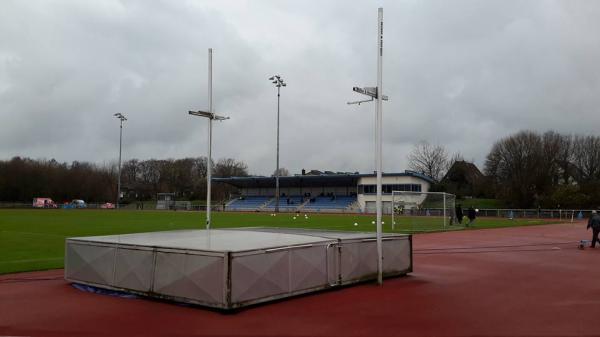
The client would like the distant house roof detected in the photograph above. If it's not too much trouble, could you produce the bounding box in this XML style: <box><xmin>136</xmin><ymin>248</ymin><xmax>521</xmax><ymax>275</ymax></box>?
<box><xmin>442</xmin><ymin>161</ymin><xmax>484</xmax><ymax>184</ymax></box>
<box><xmin>213</xmin><ymin>170</ymin><xmax>435</xmax><ymax>188</ymax></box>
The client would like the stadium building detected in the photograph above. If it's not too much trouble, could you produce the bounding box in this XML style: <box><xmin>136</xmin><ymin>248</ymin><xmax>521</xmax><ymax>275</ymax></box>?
<box><xmin>214</xmin><ymin>170</ymin><xmax>434</xmax><ymax>213</ymax></box>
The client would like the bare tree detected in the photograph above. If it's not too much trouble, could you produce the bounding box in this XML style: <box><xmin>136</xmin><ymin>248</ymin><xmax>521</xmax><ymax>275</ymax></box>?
<box><xmin>483</xmin><ymin>130</ymin><xmax>577</xmax><ymax>207</ymax></box>
<box><xmin>121</xmin><ymin>159</ymin><xmax>139</xmax><ymax>186</ymax></box>
<box><xmin>551</xmin><ymin>132</ymin><xmax>574</xmax><ymax>185</ymax></box>
<box><xmin>139</xmin><ymin>159</ymin><xmax>162</xmax><ymax>194</ymax></box>
<box><xmin>171</xmin><ymin>158</ymin><xmax>196</xmax><ymax>197</ymax></box>
<box><xmin>209</xmin><ymin>158</ymin><xmax>248</xmax><ymax>202</ymax></box>
<box><xmin>572</xmin><ymin>135</ymin><xmax>600</xmax><ymax>182</ymax></box>
<box><xmin>484</xmin><ymin>130</ymin><xmax>545</xmax><ymax>207</ymax></box>
<box><xmin>407</xmin><ymin>141</ymin><xmax>448</xmax><ymax>182</ymax></box>
<box><xmin>214</xmin><ymin>158</ymin><xmax>249</xmax><ymax>178</ymax></box>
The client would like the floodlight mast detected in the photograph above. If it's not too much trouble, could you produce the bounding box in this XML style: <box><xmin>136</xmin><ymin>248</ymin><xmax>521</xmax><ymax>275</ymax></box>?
<box><xmin>347</xmin><ymin>8</ymin><xmax>386</xmax><ymax>285</ymax></box>
<box><xmin>268</xmin><ymin>75</ymin><xmax>286</xmax><ymax>213</ymax></box>
<box><xmin>113</xmin><ymin>113</ymin><xmax>127</xmax><ymax>209</ymax></box>
<box><xmin>188</xmin><ymin>48</ymin><xmax>229</xmax><ymax>230</ymax></box>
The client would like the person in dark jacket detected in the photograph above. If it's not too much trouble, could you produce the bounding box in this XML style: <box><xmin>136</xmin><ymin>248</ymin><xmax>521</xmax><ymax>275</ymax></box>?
<box><xmin>587</xmin><ymin>210</ymin><xmax>600</xmax><ymax>248</ymax></box>
<box><xmin>467</xmin><ymin>207</ymin><xmax>476</xmax><ymax>227</ymax></box>
<box><xmin>455</xmin><ymin>205</ymin><xmax>464</xmax><ymax>225</ymax></box>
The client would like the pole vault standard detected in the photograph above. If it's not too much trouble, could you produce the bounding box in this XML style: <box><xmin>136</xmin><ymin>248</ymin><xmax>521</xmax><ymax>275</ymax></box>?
<box><xmin>347</xmin><ymin>7</ymin><xmax>387</xmax><ymax>285</ymax></box>
<box><xmin>189</xmin><ymin>48</ymin><xmax>229</xmax><ymax>230</ymax></box>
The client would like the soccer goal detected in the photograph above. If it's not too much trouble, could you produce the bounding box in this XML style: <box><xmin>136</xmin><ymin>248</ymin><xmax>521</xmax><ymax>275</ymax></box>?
<box><xmin>391</xmin><ymin>191</ymin><xmax>457</xmax><ymax>231</ymax></box>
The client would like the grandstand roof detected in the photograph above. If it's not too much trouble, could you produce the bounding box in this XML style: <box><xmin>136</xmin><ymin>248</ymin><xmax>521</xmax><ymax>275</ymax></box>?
<box><xmin>213</xmin><ymin>171</ymin><xmax>434</xmax><ymax>188</ymax></box>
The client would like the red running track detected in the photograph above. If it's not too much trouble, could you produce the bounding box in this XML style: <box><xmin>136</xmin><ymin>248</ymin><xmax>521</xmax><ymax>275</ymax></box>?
<box><xmin>2</xmin><ymin>222</ymin><xmax>600</xmax><ymax>337</ymax></box>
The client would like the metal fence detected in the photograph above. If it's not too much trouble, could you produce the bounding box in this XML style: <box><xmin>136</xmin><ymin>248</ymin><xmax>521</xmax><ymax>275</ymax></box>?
<box><xmin>0</xmin><ymin>202</ymin><xmax>220</xmax><ymax>211</ymax></box>
<box><xmin>390</xmin><ymin>207</ymin><xmax>592</xmax><ymax>220</ymax></box>
<box><xmin>0</xmin><ymin>203</ymin><xmax>32</xmax><ymax>209</ymax></box>
<box><xmin>475</xmin><ymin>208</ymin><xmax>592</xmax><ymax>220</ymax></box>
<box><xmin>0</xmin><ymin>203</ymin><xmax>117</xmax><ymax>209</ymax></box>
<box><xmin>0</xmin><ymin>202</ymin><xmax>594</xmax><ymax>220</ymax></box>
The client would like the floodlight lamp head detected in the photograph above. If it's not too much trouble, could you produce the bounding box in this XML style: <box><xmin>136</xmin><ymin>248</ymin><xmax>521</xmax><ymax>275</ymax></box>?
<box><xmin>282</xmin><ymin>83</ymin><xmax>286</xmax><ymax>87</ymax></box>
<box><xmin>268</xmin><ymin>76</ymin><xmax>274</xmax><ymax>81</ymax></box>
<box><xmin>189</xmin><ymin>110</ymin><xmax>213</xmax><ymax>119</ymax></box>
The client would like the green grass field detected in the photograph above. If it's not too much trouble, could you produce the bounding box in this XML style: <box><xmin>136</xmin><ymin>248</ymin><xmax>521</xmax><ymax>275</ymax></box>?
<box><xmin>0</xmin><ymin>209</ymin><xmax>555</xmax><ymax>274</ymax></box>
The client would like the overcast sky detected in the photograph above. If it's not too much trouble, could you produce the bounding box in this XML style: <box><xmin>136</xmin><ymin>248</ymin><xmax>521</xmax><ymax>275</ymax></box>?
<box><xmin>1</xmin><ymin>0</ymin><xmax>599</xmax><ymax>176</ymax></box>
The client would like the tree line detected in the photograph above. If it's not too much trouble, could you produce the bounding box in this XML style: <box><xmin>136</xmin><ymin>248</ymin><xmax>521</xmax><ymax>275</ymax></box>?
<box><xmin>4</xmin><ymin>130</ymin><xmax>599</xmax><ymax>208</ymax></box>
<box><xmin>0</xmin><ymin>156</ymin><xmax>248</xmax><ymax>203</ymax></box>
<box><xmin>120</xmin><ymin>157</ymin><xmax>248</xmax><ymax>202</ymax></box>
<box><xmin>407</xmin><ymin>130</ymin><xmax>600</xmax><ymax>208</ymax></box>
<box><xmin>0</xmin><ymin>157</ymin><xmax>115</xmax><ymax>203</ymax></box>
<box><xmin>485</xmin><ymin>130</ymin><xmax>600</xmax><ymax>208</ymax></box>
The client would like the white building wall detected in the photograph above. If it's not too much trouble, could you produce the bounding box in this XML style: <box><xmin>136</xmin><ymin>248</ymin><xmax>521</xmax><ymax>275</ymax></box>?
<box><xmin>358</xmin><ymin>176</ymin><xmax>430</xmax><ymax>187</ymax></box>
<box><xmin>357</xmin><ymin>176</ymin><xmax>431</xmax><ymax>213</ymax></box>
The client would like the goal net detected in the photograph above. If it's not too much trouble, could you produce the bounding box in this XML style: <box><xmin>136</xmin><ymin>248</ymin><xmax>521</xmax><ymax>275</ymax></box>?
<box><xmin>390</xmin><ymin>191</ymin><xmax>458</xmax><ymax>232</ymax></box>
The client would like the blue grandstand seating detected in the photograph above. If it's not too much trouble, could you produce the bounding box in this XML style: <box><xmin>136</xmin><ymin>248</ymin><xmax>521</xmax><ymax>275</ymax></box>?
<box><xmin>303</xmin><ymin>196</ymin><xmax>356</xmax><ymax>211</ymax></box>
<box><xmin>226</xmin><ymin>196</ymin><xmax>271</xmax><ymax>210</ymax></box>
<box><xmin>263</xmin><ymin>196</ymin><xmax>304</xmax><ymax>210</ymax></box>
<box><xmin>226</xmin><ymin>195</ymin><xmax>357</xmax><ymax>212</ymax></box>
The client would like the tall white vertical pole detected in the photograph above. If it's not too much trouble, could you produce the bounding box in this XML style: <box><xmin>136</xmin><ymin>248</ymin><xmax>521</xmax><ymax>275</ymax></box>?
<box><xmin>206</xmin><ymin>48</ymin><xmax>213</xmax><ymax>230</ymax></box>
<box><xmin>375</xmin><ymin>7</ymin><xmax>384</xmax><ymax>285</ymax></box>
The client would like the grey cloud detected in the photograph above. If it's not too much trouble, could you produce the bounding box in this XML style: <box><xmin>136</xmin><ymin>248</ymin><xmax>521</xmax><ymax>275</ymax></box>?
<box><xmin>1</xmin><ymin>0</ymin><xmax>599</xmax><ymax>176</ymax></box>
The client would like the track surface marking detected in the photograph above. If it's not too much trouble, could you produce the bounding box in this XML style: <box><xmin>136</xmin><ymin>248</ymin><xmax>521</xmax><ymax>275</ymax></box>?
<box><xmin>1</xmin><ymin>222</ymin><xmax>599</xmax><ymax>337</ymax></box>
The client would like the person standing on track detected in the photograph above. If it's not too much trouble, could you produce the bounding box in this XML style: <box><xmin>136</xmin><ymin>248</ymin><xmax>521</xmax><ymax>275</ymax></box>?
<box><xmin>467</xmin><ymin>206</ymin><xmax>476</xmax><ymax>227</ymax></box>
<box><xmin>455</xmin><ymin>204</ymin><xmax>464</xmax><ymax>225</ymax></box>
<box><xmin>587</xmin><ymin>210</ymin><xmax>600</xmax><ymax>248</ymax></box>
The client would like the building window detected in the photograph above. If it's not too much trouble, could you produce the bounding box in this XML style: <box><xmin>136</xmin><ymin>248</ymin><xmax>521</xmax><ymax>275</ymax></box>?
<box><xmin>358</xmin><ymin>184</ymin><xmax>422</xmax><ymax>194</ymax></box>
